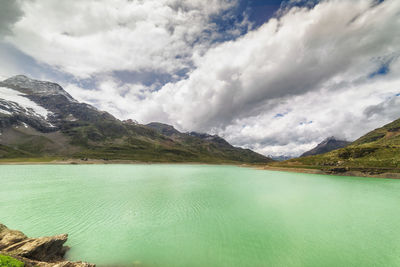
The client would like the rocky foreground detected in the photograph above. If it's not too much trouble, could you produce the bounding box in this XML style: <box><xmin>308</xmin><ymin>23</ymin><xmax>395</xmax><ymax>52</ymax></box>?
<box><xmin>0</xmin><ymin>223</ymin><xmax>94</xmax><ymax>267</ymax></box>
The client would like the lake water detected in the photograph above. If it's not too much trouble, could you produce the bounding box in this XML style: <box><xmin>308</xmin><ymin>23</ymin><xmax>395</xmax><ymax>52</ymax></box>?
<box><xmin>1</xmin><ymin>165</ymin><xmax>400</xmax><ymax>266</ymax></box>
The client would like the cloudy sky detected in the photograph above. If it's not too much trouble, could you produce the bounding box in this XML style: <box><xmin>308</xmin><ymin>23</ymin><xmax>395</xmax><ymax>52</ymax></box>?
<box><xmin>1</xmin><ymin>0</ymin><xmax>399</xmax><ymax>157</ymax></box>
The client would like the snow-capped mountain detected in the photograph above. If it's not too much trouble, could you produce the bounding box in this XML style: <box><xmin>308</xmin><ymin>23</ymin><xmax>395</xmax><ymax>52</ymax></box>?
<box><xmin>0</xmin><ymin>75</ymin><xmax>114</xmax><ymax>132</ymax></box>
<box><xmin>0</xmin><ymin>76</ymin><xmax>59</xmax><ymax>130</ymax></box>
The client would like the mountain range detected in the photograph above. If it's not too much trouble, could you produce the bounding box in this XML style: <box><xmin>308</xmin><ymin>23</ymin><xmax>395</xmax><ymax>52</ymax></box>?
<box><xmin>0</xmin><ymin>75</ymin><xmax>271</xmax><ymax>164</ymax></box>
<box><xmin>2</xmin><ymin>74</ymin><xmax>399</xmax><ymax>175</ymax></box>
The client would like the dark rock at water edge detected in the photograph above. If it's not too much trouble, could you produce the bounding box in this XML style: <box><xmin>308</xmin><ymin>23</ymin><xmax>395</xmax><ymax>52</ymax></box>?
<box><xmin>0</xmin><ymin>223</ymin><xmax>94</xmax><ymax>266</ymax></box>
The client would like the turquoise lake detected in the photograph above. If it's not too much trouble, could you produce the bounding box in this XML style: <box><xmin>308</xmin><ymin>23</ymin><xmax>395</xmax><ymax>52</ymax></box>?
<box><xmin>1</xmin><ymin>164</ymin><xmax>400</xmax><ymax>266</ymax></box>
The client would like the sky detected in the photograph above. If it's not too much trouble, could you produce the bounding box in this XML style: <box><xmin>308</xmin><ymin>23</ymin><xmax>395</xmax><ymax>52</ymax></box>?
<box><xmin>0</xmin><ymin>0</ymin><xmax>399</xmax><ymax>157</ymax></box>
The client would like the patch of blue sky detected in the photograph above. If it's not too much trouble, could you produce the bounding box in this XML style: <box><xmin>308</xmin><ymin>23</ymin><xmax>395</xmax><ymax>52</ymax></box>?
<box><xmin>299</xmin><ymin>120</ymin><xmax>313</xmax><ymax>125</ymax></box>
<box><xmin>369</xmin><ymin>62</ymin><xmax>390</xmax><ymax>78</ymax></box>
<box><xmin>368</xmin><ymin>54</ymin><xmax>399</xmax><ymax>79</ymax></box>
<box><xmin>274</xmin><ymin>109</ymin><xmax>290</xmax><ymax>118</ymax></box>
<box><xmin>239</xmin><ymin>0</ymin><xmax>283</xmax><ymax>28</ymax></box>
<box><xmin>0</xmin><ymin>42</ymin><xmax>75</xmax><ymax>83</ymax></box>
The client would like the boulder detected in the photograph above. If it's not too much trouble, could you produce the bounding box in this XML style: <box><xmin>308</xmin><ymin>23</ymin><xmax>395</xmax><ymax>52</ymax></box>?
<box><xmin>0</xmin><ymin>223</ymin><xmax>94</xmax><ymax>267</ymax></box>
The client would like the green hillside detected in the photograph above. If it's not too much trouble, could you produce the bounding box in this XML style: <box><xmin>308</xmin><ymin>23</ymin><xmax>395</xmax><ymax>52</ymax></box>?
<box><xmin>273</xmin><ymin>118</ymin><xmax>400</xmax><ymax>174</ymax></box>
<box><xmin>0</xmin><ymin>119</ymin><xmax>270</xmax><ymax>164</ymax></box>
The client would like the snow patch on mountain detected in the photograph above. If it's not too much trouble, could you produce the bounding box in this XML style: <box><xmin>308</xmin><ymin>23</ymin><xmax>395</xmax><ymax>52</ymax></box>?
<box><xmin>0</xmin><ymin>108</ymin><xmax>12</xmax><ymax>115</ymax></box>
<box><xmin>0</xmin><ymin>86</ymin><xmax>52</xmax><ymax>118</ymax></box>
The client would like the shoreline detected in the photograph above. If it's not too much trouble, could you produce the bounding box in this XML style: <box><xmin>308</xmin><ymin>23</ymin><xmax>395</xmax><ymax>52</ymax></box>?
<box><xmin>257</xmin><ymin>165</ymin><xmax>400</xmax><ymax>179</ymax></box>
<box><xmin>0</xmin><ymin>159</ymin><xmax>246</xmax><ymax>166</ymax></box>
<box><xmin>0</xmin><ymin>159</ymin><xmax>399</xmax><ymax>179</ymax></box>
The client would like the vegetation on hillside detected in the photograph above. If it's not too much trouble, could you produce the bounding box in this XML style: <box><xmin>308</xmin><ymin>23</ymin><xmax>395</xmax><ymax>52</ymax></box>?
<box><xmin>0</xmin><ymin>255</ymin><xmax>24</xmax><ymax>267</ymax></box>
<box><xmin>273</xmin><ymin>118</ymin><xmax>400</xmax><ymax>173</ymax></box>
<box><xmin>0</xmin><ymin>120</ymin><xmax>270</xmax><ymax>164</ymax></box>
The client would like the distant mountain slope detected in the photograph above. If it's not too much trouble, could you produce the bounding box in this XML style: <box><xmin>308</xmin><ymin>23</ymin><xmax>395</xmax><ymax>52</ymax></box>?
<box><xmin>276</xmin><ymin>118</ymin><xmax>400</xmax><ymax>174</ymax></box>
<box><xmin>146</xmin><ymin>122</ymin><xmax>269</xmax><ymax>163</ymax></box>
<box><xmin>146</xmin><ymin>122</ymin><xmax>181</xmax><ymax>137</ymax></box>
<box><xmin>301</xmin><ymin>137</ymin><xmax>350</xmax><ymax>157</ymax></box>
<box><xmin>270</xmin><ymin>155</ymin><xmax>293</xmax><ymax>161</ymax></box>
<box><xmin>0</xmin><ymin>75</ymin><xmax>271</xmax><ymax>163</ymax></box>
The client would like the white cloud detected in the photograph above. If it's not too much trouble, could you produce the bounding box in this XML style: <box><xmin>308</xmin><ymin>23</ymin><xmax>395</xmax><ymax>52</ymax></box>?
<box><xmin>104</xmin><ymin>0</ymin><xmax>399</xmax><ymax>156</ymax></box>
<box><xmin>220</xmin><ymin>73</ymin><xmax>400</xmax><ymax>156</ymax></box>
<box><xmin>139</xmin><ymin>0</ymin><xmax>399</xmax><ymax>129</ymax></box>
<box><xmin>8</xmin><ymin>0</ymin><xmax>240</xmax><ymax>78</ymax></box>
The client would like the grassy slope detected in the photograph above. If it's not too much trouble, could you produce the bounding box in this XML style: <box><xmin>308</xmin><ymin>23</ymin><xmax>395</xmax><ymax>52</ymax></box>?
<box><xmin>0</xmin><ymin>255</ymin><xmax>24</xmax><ymax>267</ymax></box>
<box><xmin>0</xmin><ymin>121</ymin><xmax>270</xmax><ymax>164</ymax></box>
<box><xmin>273</xmin><ymin>118</ymin><xmax>400</xmax><ymax>173</ymax></box>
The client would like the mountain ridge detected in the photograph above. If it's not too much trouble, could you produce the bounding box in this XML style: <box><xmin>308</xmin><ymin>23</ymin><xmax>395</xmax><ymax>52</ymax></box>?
<box><xmin>301</xmin><ymin>136</ymin><xmax>350</xmax><ymax>157</ymax></box>
<box><xmin>0</xmin><ymin>75</ymin><xmax>272</xmax><ymax>164</ymax></box>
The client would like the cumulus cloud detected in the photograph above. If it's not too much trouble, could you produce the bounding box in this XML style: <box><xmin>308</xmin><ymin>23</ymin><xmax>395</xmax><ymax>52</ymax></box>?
<box><xmin>7</xmin><ymin>0</ymin><xmax>242</xmax><ymax>78</ymax></box>
<box><xmin>79</xmin><ymin>0</ymin><xmax>398</xmax><ymax>156</ymax></box>
<box><xmin>220</xmin><ymin>73</ymin><xmax>400</xmax><ymax>156</ymax></box>
<box><xmin>65</xmin><ymin>0</ymin><xmax>400</xmax><ymax>156</ymax></box>
<box><xmin>136</xmin><ymin>0</ymin><xmax>399</xmax><ymax>128</ymax></box>
<box><xmin>2</xmin><ymin>0</ymin><xmax>400</xmax><ymax>156</ymax></box>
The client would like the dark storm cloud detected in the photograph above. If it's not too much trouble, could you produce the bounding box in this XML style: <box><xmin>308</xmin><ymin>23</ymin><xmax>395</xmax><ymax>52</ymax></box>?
<box><xmin>0</xmin><ymin>0</ymin><xmax>23</xmax><ymax>36</ymax></box>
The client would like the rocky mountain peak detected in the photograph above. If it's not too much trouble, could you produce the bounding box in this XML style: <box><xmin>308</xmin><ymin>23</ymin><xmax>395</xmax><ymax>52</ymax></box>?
<box><xmin>301</xmin><ymin>136</ymin><xmax>350</xmax><ymax>157</ymax></box>
<box><xmin>188</xmin><ymin>131</ymin><xmax>232</xmax><ymax>146</ymax></box>
<box><xmin>1</xmin><ymin>75</ymin><xmax>75</xmax><ymax>101</ymax></box>
<box><xmin>321</xmin><ymin>136</ymin><xmax>338</xmax><ymax>144</ymax></box>
<box><xmin>146</xmin><ymin>122</ymin><xmax>181</xmax><ymax>136</ymax></box>
<box><xmin>3</xmin><ymin>74</ymin><xmax>29</xmax><ymax>81</ymax></box>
